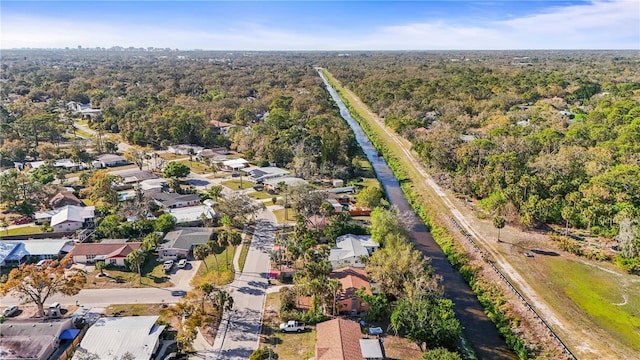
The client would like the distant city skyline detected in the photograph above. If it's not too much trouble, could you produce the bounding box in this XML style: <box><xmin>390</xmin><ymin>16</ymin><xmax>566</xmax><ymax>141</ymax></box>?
<box><xmin>1</xmin><ymin>1</ymin><xmax>638</xmax><ymax>50</ymax></box>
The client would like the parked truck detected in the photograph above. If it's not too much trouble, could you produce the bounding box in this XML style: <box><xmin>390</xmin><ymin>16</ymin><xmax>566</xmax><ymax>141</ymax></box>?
<box><xmin>279</xmin><ymin>320</ymin><xmax>305</xmax><ymax>333</ymax></box>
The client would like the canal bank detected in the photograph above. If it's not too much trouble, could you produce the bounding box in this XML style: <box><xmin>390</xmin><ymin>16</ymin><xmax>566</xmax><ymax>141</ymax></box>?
<box><xmin>318</xmin><ymin>69</ymin><xmax>516</xmax><ymax>360</ymax></box>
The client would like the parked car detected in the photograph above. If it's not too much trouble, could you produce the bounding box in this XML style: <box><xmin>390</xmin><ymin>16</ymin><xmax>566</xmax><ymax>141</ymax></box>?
<box><xmin>279</xmin><ymin>320</ymin><xmax>305</xmax><ymax>333</ymax></box>
<box><xmin>177</xmin><ymin>259</ymin><xmax>188</xmax><ymax>268</ymax></box>
<box><xmin>162</xmin><ymin>260</ymin><xmax>174</xmax><ymax>273</ymax></box>
<box><xmin>12</xmin><ymin>217</ymin><xmax>31</xmax><ymax>225</ymax></box>
<box><xmin>3</xmin><ymin>305</ymin><xmax>19</xmax><ymax>317</ymax></box>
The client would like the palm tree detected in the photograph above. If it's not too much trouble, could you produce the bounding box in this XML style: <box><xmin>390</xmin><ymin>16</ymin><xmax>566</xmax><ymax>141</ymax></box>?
<box><xmin>200</xmin><ymin>283</ymin><xmax>215</xmax><ymax>312</ymax></box>
<box><xmin>95</xmin><ymin>260</ymin><xmax>106</xmax><ymax>277</ymax></box>
<box><xmin>217</xmin><ymin>231</ymin><xmax>232</xmax><ymax>267</ymax></box>
<box><xmin>326</xmin><ymin>279</ymin><xmax>342</xmax><ymax>315</ymax></box>
<box><xmin>212</xmin><ymin>289</ymin><xmax>234</xmax><ymax>313</ymax></box>
<box><xmin>493</xmin><ymin>216</ymin><xmax>506</xmax><ymax>242</ymax></box>
<box><xmin>126</xmin><ymin>249</ymin><xmax>146</xmax><ymax>284</ymax></box>
<box><xmin>193</xmin><ymin>244</ymin><xmax>210</xmax><ymax>271</ymax></box>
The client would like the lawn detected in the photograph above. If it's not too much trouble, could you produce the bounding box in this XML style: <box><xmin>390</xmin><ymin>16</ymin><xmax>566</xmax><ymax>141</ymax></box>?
<box><xmin>543</xmin><ymin>256</ymin><xmax>640</xmax><ymax>350</ymax></box>
<box><xmin>159</xmin><ymin>152</ymin><xmax>188</xmax><ymax>161</ymax></box>
<box><xmin>191</xmin><ymin>246</ymin><xmax>236</xmax><ymax>287</ymax></box>
<box><xmin>84</xmin><ymin>257</ymin><xmax>174</xmax><ymax>289</ymax></box>
<box><xmin>248</xmin><ymin>191</ymin><xmax>275</xmax><ymax>200</ymax></box>
<box><xmin>177</xmin><ymin>159</ymin><xmax>210</xmax><ymax>174</ymax></box>
<box><xmin>221</xmin><ymin>179</ymin><xmax>254</xmax><ymax>190</ymax></box>
<box><xmin>105</xmin><ymin>303</ymin><xmax>179</xmax><ymax>330</ymax></box>
<box><xmin>272</xmin><ymin>208</ymin><xmax>297</xmax><ymax>225</ymax></box>
<box><xmin>260</xmin><ymin>293</ymin><xmax>316</xmax><ymax>360</ymax></box>
<box><xmin>1</xmin><ymin>226</ymin><xmax>43</xmax><ymax>237</ymax></box>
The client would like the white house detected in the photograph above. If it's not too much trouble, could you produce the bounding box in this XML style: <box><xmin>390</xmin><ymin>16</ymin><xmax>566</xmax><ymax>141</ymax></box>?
<box><xmin>73</xmin><ymin>316</ymin><xmax>164</xmax><ymax>360</ymax></box>
<box><xmin>245</xmin><ymin>166</ymin><xmax>290</xmax><ymax>182</ymax></box>
<box><xmin>165</xmin><ymin>204</ymin><xmax>216</xmax><ymax>224</ymax></box>
<box><xmin>167</xmin><ymin>144</ymin><xmax>204</xmax><ymax>155</ymax></box>
<box><xmin>70</xmin><ymin>242</ymin><xmax>143</xmax><ymax>266</ymax></box>
<box><xmin>50</xmin><ymin>205</ymin><xmax>95</xmax><ymax>232</ymax></box>
<box><xmin>263</xmin><ymin>177</ymin><xmax>308</xmax><ymax>191</ymax></box>
<box><xmin>221</xmin><ymin>158</ymin><xmax>249</xmax><ymax>171</ymax></box>
<box><xmin>93</xmin><ymin>154</ymin><xmax>128</xmax><ymax>168</ymax></box>
<box><xmin>329</xmin><ymin>234</ymin><xmax>379</xmax><ymax>269</ymax></box>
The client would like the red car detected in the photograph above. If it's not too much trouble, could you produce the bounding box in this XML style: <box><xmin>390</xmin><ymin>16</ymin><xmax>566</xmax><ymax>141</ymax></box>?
<box><xmin>12</xmin><ymin>217</ymin><xmax>31</xmax><ymax>225</ymax></box>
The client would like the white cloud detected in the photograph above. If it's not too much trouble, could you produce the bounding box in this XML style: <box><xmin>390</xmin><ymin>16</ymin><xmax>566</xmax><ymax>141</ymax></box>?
<box><xmin>1</xmin><ymin>0</ymin><xmax>638</xmax><ymax>50</ymax></box>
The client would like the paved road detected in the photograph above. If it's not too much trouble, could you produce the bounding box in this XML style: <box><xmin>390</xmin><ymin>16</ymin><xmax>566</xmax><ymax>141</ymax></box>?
<box><xmin>320</xmin><ymin>70</ymin><xmax>516</xmax><ymax>360</ymax></box>
<box><xmin>209</xmin><ymin>210</ymin><xmax>276</xmax><ymax>359</ymax></box>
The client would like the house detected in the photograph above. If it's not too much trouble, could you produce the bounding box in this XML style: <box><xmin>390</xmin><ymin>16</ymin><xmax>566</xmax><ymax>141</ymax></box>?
<box><xmin>0</xmin><ymin>240</ymin><xmax>75</xmax><ymax>266</ymax></box>
<box><xmin>329</xmin><ymin>234</ymin><xmax>379</xmax><ymax>269</ymax></box>
<box><xmin>167</xmin><ymin>144</ymin><xmax>204</xmax><ymax>156</ymax></box>
<box><xmin>0</xmin><ymin>318</ymin><xmax>76</xmax><ymax>360</ymax></box>
<box><xmin>28</xmin><ymin>159</ymin><xmax>87</xmax><ymax>172</ymax></box>
<box><xmin>72</xmin><ymin>316</ymin><xmax>164</xmax><ymax>360</ymax></box>
<box><xmin>153</xmin><ymin>193</ymin><xmax>200</xmax><ymax>209</ymax></box>
<box><xmin>110</xmin><ymin>169</ymin><xmax>158</xmax><ymax>188</ymax></box>
<box><xmin>49</xmin><ymin>190</ymin><xmax>83</xmax><ymax>209</ymax></box>
<box><xmin>330</xmin><ymin>267</ymin><xmax>372</xmax><ymax>315</ymax></box>
<box><xmin>221</xmin><ymin>158</ymin><xmax>249</xmax><ymax>171</ymax></box>
<box><xmin>158</xmin><ymin>227</ymin><xmax>213</xmax><ymax>260</ymax></box>
<box><xmin>209</xmin><ymin>120</ymin><xmax>235</xmax><ymax>134</ymax></box>
<box><xmin>196</xmin><ymin>148</ymin><xmax>228</xmax><ymax>162</ymax></box>
<box><xmin>50</xmin><ymin>205</ymin><xmax>95</xmax><ymax>232</ymax></box>
<box><xmin>93</xmin><ymin>154</ymin><xmax>128</xmax><ymax>168</ymax></box>
<box><xmin>263</xmin><ymin>177</ymin><xmax>308</xmax><ymax>191</ymax></box>
<box><xmin>244</xmin><ymin>166</ymin><xmax>289</xmax><ymax>182</ymax></box>
<box><xmin>137</xmin><ymin>178</ymin><xmax>167</xmax><ymax>194</ymax></box>
<box><xmin>70</xmin><ymin>242</ymin><xmax>143</xmax><ymax>266</ymax></box>
<box><xmin>165</xmin><ymin>204</ymin><xmax>216</xmax><ymax>224</ymax></box>
<box><xmin>316</xmin><ymin>318</ymin><xmax>384</xmax><ymax>360</ymax></box>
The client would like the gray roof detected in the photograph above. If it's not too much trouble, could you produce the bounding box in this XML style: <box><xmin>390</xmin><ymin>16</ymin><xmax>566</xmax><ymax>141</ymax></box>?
<box><xmin>96</xmin><ymin>153</ymin><xmax>126</xmax><ymax>163</ymax></box>
<box><xmin>109</xmin><ymin>169</ymin><xmax>158</xmax><ymax>182</ymax></box>
<box><xmin>0</xmin><ymin>318</ymin><xmax>74</xmax><ymax>360</ymax></box>
<box><xmin>154</xmin><ymin>193</ymin><xmax>200</xmax><ymax>207</ymax></box>
<box><xmin>74</xmin><ymin>316</ymin><xmax>164</xmax><ymax>360</ymax></box>
<box><xmin>161</xmin><ymin>227</ymin><xmax>213</xmax><ymax>251</ymax></box>
<box><xmin>360</xmin><ymin>338</ymin><xmax>384</xmax><ymax>358</ymax></box>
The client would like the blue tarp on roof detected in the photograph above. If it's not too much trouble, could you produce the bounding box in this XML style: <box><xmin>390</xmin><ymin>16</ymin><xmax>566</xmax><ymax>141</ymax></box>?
<box><xmin>60</xmin><ymin>328</ymin><xmax>80</xmax><ymax>340</ymax></box>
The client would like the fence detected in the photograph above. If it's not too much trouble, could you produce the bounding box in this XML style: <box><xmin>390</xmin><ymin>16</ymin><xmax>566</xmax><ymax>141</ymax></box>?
<box><xmin>449</xmin><ymin>217</ymin><xmax>577</xmax><ymax>360</ymax></box>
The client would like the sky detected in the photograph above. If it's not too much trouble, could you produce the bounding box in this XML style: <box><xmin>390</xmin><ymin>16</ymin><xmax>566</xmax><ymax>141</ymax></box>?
<box><xmin>1</xmin><ymin>1</ymin><xmax>639</xmax><ymax>50</ymax></box>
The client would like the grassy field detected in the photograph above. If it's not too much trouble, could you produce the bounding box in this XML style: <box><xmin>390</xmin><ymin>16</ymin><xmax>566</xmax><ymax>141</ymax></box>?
<box><xmin>272</xmin><ymin>208</ymin><xmax>297</xmax><ymax>225</ymax></box>
<box><xmin>542</xmin><ymin>257</ymin><xmax>640</xmax><ymax>350</ymax></box>
<box><xmin>159</xmin><ymin>152</ymin><xmax>188</xmax><ymax>161</ymax></box>
<box><xmin>260</xmin><ymin>293</ymin><xmax>316</xmax><ymax>360</ymax></box>
<box><xmin>177</xmin><ymin>159</ymin><xmax>211</xmax><ymax>174</ymax></box>
<box><xmin>221</xmin><ymin>179</ymin><xmax>254</xmax><ymax>190</ymax></box>
<box><xmin>1</xmin><ymin>226</ymin><xmax>43</xmax><ymax>237</ymax></box>
<box><xmin>191</xmin><ymin>246</ymin><xmax>236</xmax><ymax>287</ymax></box>
<box><xmin>84</xmin><ymin>257</ymin><xmax>174</xmax><ymax>289</ymax></box>
<box><xmin>248</xmin><ymin>191</ymin><xmax>274</xmax><ymax>200</ymax></box>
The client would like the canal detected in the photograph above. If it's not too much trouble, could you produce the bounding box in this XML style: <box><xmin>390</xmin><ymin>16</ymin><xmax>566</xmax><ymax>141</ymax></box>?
<box><xmin>319</xmin><ymin>69</ymin><xmax>516</xmax><ymax>360</ymax></box>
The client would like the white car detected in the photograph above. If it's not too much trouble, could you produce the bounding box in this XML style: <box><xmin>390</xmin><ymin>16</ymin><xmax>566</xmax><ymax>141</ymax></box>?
<box><xmin>3</xmin><ymin>305</ymin><xmax>18</xmax><ymax>317</ymax></box>
<box><xmin>177</xmin><ymin>259</ymin><xmax>188</xmax><ymax>268</ymax></box>
<box><xmin>162</xmin><ymin>260</ymin><xmax>174</xmax><ymax>273</ymax></box>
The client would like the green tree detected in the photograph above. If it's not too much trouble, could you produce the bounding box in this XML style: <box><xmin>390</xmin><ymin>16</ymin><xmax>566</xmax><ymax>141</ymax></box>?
<box><xmin>163</xmin><ymin>161</ymin><xmax>190</xmax><ymax>178</ymax></box>
<box><xmin>95</xmin><ymin>260</ymin><xmax>106</xmax><ymax>276</ymax></box>
<box><xmin>212</xmin><ymin>289</ymin><xmax>234</xmax><ymax>313</ymax></box>
<box><xmin>154</xmin><ymin>213</ymin><xmax>176</xmax><ymax>233</ymax></box>
<box><xmin>249</xmin><ymin>348</ymin><xmax>279</xmax><ymax>360</ymax></box>
<box><xmin>421</xmin><ymin>348</ymin><xmax>462</xmax><ymax>360</ymax></box>
<box><xmin>390</xmin><ymin>295</ymin><xmax>462</xmax><ymax>351</ymax></box>
<box><xmin>142</xmin><ymin>232</ymin><xmax>163</xmax><ymax>251</ymax></box>
<box><xmin>357</xmin><ymin>186</ymin><xmax>383</xmax><ymax>208</ymax></box>
<box><xmin>126</xmin><ymin>248</ymin><xmax>146</xmax><ymax>284</ymax></box>
<box><xmin>370</xmin><ymin>207</ymin><xmax>409</xmax><ymax>246</ymax></box>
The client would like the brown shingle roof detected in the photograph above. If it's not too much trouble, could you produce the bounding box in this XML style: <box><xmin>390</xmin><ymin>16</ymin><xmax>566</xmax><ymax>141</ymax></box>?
<box><xmin>316</xmin><ymin>318</ymin><xmax>363</xmax><ymax>360</ymax></box>
<box><xmin>330</xmin><ymin>267</ymin><xmax>372</xmax><ymax>302</ymax></box>
<box><xmin>70</xmin><ymin>242</ymin><xmax>142</xmax><ymax>258</ymax></box>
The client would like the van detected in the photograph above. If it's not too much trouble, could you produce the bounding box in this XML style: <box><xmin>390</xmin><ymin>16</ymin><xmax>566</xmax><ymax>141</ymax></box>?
<box><xmin>48</xmin><ymin>302</ymin><xmax>62</xmax><ymax>318</ymax></box>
